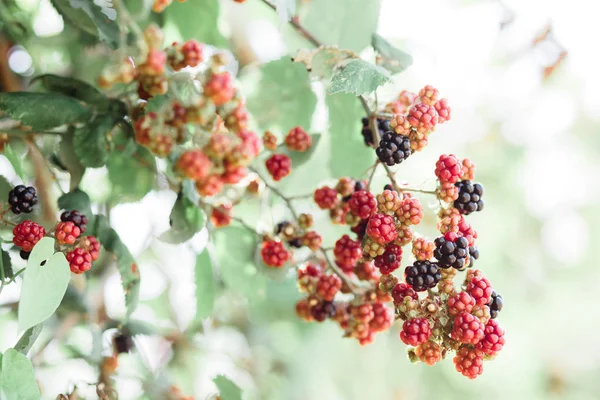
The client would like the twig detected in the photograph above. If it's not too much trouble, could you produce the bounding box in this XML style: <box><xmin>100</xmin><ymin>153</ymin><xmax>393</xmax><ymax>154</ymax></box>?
<box><xmin>27</xmin><ymin>140</ymin><xmax>58</xmax><ymax>223</ymax></box>
<box><xmin>260</xmin><ymin>0</ymin><xmax>321</xmax><ymax>47</ymax></box>
<box><xmin>320</xmin><ymin>249</ymin><xmax>359</xmax><ymax>293</ymax></box>
<box><xmin>366</xmin><ymin>160</ymin><xmax>379</xmax><ymax>190</ymax></box>
<box><xmin>249</xmin><ymin>167</ymin><xmax>299</xmax><ymax>220</ymax></box>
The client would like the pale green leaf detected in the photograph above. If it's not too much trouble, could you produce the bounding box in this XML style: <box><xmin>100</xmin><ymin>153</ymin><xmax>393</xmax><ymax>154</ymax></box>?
<box><xmin>328</xmin><ymin>59</ymin><xmax>391</xmax><ymax>96</ymax></box>
<box><xmin>372</xmin><ymin>33</ymin><xmax>413</xmax><ymax>75</ymax></box>
<box><xmin>195</xmin><ymin>249</ymin><xmax>216</xmax><ymax>319</ymax></box>
<box><xmin>159</xmin><ymin>194</ymin><xmax>205</xmax><ymax>244</ymax></box>
<box><xmin>107</xmin><ymin>144</ymin><xmax>156</xmax><ymax>203</ymax></box>
<box><xmin>32</xmin><ymin>74</ymin><xmax>108</xmax><ymax>106</ymax></box>
<box><xmin>0</xmin><ymin>249</ymin><xmax>12</xmax><ymax>281</ymax></box>
<box><xmin>3</xmin><ymin>144</ymin><xmax>25</xmax><ymax>181</ymax></box>
<box><xmin>163</xmin><ymin>0</ymin><xmax>226</xmax><ymax>47</ymax></box>
<box><xmin>0</xmin><ymin>92</ymin><xmax>92</xmax><ymax>130</ymax></box>
<box><xmin>0</xmin><ymin>349</ymin><xmax>41</xmax><ymax>400</ymax></box>
<box><xmin>304</xmin><ymin>0</ymin><xmax>381</xmax><ymax>52</ymax></box>
<box><xmin>145</xmin><ymin>95</ymin><xmax>170</xmax><ymax>113</ymax></box>
<box><xmin>73</xmin><ymin>115</ymin><xmax>115</xmax><ymax>168</ymax></box>
<box><xmin>247</xmin><ymin>57</ymin><xmax>317</xmax><ymax>132</ymax></box>
<box><xmin>14</xmin><ymin>324</ymin><xmax>42</xmax><ymax>355</ymax></box>
<box><xmin>274</xmin><ymin>0</ymin><xmax>295</xmax><ymax>23</ymax></box>
<box><xmin>18</xmin><ymin>237</ymin><xmax>70</xmax><ymax>332</ymax></box>
<box><xmin>0</xmin><ymin>175</ymin><xmax>12</xmax><ymax>200</ymax></box>
<box><xmin>213</xmin><ymin>375</ymin><xmax>242</xmax><ymax>400</ymax></box>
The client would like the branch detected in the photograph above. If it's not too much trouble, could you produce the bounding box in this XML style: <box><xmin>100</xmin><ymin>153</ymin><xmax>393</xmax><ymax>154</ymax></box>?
<box><xmin>260</xmin><ymin>0</ymin><xmax>321</xmax><ymax>47</ymax></box>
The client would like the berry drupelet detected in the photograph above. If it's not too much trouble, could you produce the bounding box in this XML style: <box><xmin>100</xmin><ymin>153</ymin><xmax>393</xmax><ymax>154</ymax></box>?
<box><xmin>454</xmin><ymin>181</ymin><xmax>484</xmax><ymax>215</ymax></box>
<box><xmin>405</xmin><ymin>260</ymin><xmax>441</xmax><ymax>292</ymax></box>
<box><xmin>8</xmin><ymin>185</ymin><xmax>38</xmax><ymax>214</ymax></box>
<box><xmin>375</xmin><ymin>132</ymin><xmax>412</xmax><ymax>166</ymax></box>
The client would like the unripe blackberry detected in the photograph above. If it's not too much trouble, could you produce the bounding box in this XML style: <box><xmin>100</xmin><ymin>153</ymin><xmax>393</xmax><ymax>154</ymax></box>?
<box><xmin>453</xmin><ymin>346</ymin><xmax>484</xmax><ymax>379</ymax></box>
<box><xmin>350</xmin><ymin>303</ymin><xmax>374</xmax><ymax>323</ymax></box>
<box><xmin>412</xmin><ymin>237</ymin><xmax>434</xmax><ymax>261</ymax></box>
<box><xmin>261</xmin><ymin>240</ymin><xmax>290</xmax><ymax>268</ymax></box>
<box><xmin>362</xmin><ymin>238</ymin><xmax>386</xmax><ymax>258</ymax></box>
<box><xmin>405</xmin><ymin>260</ymin><xmax>441</xmax><ymax>292</ymax></box>
<box><xmin>394</xmin><ymin>225</ymin><xmax>413</xmax><ymax>247</ymax></box>
<box><xmin>437</xmin><ymin>278</ymin><xmax>456</xmax><ymax>295</ymax></box>
<box><xmin>210</xmin><ymin>204</ymin><xmax>232</xmax><ymax>228</ymax></box>
<box><xmin>55</xmin><ymin>221</ymin><xmax>81</xmax><ymax>245</ymax></box>
<box><xmin>348</xmin><ymin>190</ymin><xmax>377</xmax><ymax>219</ymax></box>
<box><xmin>60</xmin><ymin>210</ymin><xmax>89</xmax><ymax>233</ymax></box>
<box><xmin>311</xmin><ymin>301</ymin><xmax>336</xmax><ymax>322</ymax></box>
<box><xmin>433</xmin><ymin>233</ymin><xmax>469</xmax><ymax>269</ymax></box>
<box><xmin>366</xmin><ymin>213</ymin><xmax>398</xmax><ymax>244</ymax></box>
<box><xmin>471</xmin><ymin>304</ymin><xmax>491</xmax><ymax>325</ymax></box>
<box><xmin>476</xmin><ymin>320</ymin><xmax>505</xmax><ymax>355</ymax></box>
<box><xmin>418</xmin><ymin>85</ymin><xmax>440</xmax><ymax>106</ymax></box>
<box><xmin>298</xmin><ymin>213</ymin><xmax>313</xmax><ymax>229</ymax></box>
<box><xmin>398</xmin><ymin>90</ymin><xmax>417</xmax><ymax>106</ymax></box>
<box><xmin>81</xmin><ymin>235</ymin><xmax>101</xmax><ymax>261</ymax></box>
<box><xmin>333</xmin><ymin>234</ymin><xmax>362</xmax><ymax>269</ymax></box>
<box><xmin>396</xmin><ymin>197</ymin><xmax>423</xmax><ymax>226</ymax></box>
<box><xmin>461</xmin><ymin>158</ymin><xmax>476</xmax><ymax>180</ymax></box>
<box><xmin>376</xmin><ymin>189</ymin><xmax>402</xmax><ymax>215</ymax></box>
<box><xmin>467</xmin><ymin>275</ymin><xmax>493</xmax><ymax>306</ymax></box>
<box><xmin>408</xmin><ymin>129</ymin><xmax>428</xmax><ymax>152</ymax></box>
<box><xmin>392</xmin><ymin>282</ymin><xmax>418</xmax><ymax>304</ymax></box>
<box><xmin>296</xmin><ymin>298</ymin><xmax>314</xmax><ymax>321</ymax></box>
<box><xmin>447</xmin><ymin>292</ymin><xmax>475</xmax><ymax>317</ymax></box>
<box><xmin>408</xmin><ymin>103</ymin><xmax>438</xmax><ymax>133</ymax></box>
<box><xmin>195</xmin><ymin>175</ymin><xmax>224</xmax><ymax>197</ymax></box>
<box><xmin>379</xmin><ymin>273</ymin><xmax>399</xmax><ymax>292</ymax></box>
<box><xmin>176</xmin><ymin>149</ymin><xmax>212</xmax><ymax>181</ymax></box>
<box><xmin>437</xmin><ymin>181</ymin><xmax>459</xmax><ymax>203</ymax></box>
<box><xmin>355</xmin><ymin>261</ymin><xmax>378</xmax><ymax>282</ymax></box>
<box><xmin>415</xmin><ymin>341</ymin><xmax>442</xmax><ymax>366</ymax></box>
<box><xmin>451</xmin><ymin>311</ymin><xmax>485</xmax><ymax>345</ymax></box>
<box><xmin>375</xmin><ymin>132</ymin><xmax>412</xmax><ymax>166</ymax></box>
<box><xmin>284</xmin><ymin>126</ymin><xmax>312</xmax><ymax>152</ymax></box>
<box><xmin>316</xmin><ymin>274</ymin><xmax>342</xmax><ymax>301</ymax></box>
<box><xmin>67</xmin><ymin>248</ymin><xmax>92</xmax><ymax>274</ymax></box>
<box><xmin>435</xmin><ymin>154</ymin><xmax>463</xmax><ymax>184</ymax></box>
<box><xmin>370</xmin><ymin>302</ymin><xmax>393</xmax><ymax>332</ymax></box>
<box><xmin>454</xmin><ymin>180</ymin><xmax>484</xmax><ymax>215</ymax></box>
<box><xmin>434</xmin><ymin>98</ymin><xmax>451</xmax><ymax>123</ymax></box>
<box><xmin>203</xmin><ymin>72</ymin><xmax>235</xmax><ymax>106</ymax></box>
<box><xmin>400</xmin><ymin>318</ymin><xmax>431</xmax><ymax>346</ymax></box>
<box><xmin>488</xmin><ymin>291</ymin><xmax>503</xmax><ymax>319</ymax></box>
<box><xmin>265</xmin><ymin>154</ymin><xmax>291</xmax><ymax>181</ymax></box>
<box><xmin>389</xmin><ymin>114</ymin><xmax>412</xmax><ymax>136</ymax></box>
<box><xmin>8</xmin><ymin>185</ymin><xmax>37</xmax><ymax>214</ymax></box>
<box><xmin>314</xmin><ymin>186</ymin><xmax>339</xmax><ymax>210</ymax></box>
<box><xmin>13</xmin><ymin>220</ymin><xmax>45</xmax><ymax>252</ymax></box>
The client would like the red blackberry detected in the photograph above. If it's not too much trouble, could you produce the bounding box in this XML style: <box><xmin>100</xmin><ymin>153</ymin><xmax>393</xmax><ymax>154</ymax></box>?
<box><xmin>333</xmin><ymin>234</ymin><xmax>362</xmax><ymax>269</ymax></box>
<box><xmin>348</xmin><ymin>190</ymin><xmax>377</xmax><ymax>219</ymax></box>
<box><xmin>55</xmin><ymin>221</ymin><xmax>81</xmax><ymax>245</ymax></box>
<box><xmin>370</xmin><ymin>302</ymin><xmax>393</xmax><ymax>332</ymax></box>
<box><xmin>8</xmin><ymin>185</ymin><xmax>38</xmax><ymax>214</ymax></box>
<box><xmin>391</xmin><ymin>282</ymin><xmax>418</xmax><ymax>304</ymax></box>
<box><xmin>405</xmin><ymin>260</ymin><xmax>441</xmax><ymax>292</ymax></box>
<box><xmin>451</xmin><ymin>311</ymin><xmax>485</xmax><ymax>345</ymax></box>
<box><xmin>314</xmin><ymin>186</ymin><xmax>339</xmax><ymax>210</ymax></box>
<box><xmin>311</xmin><ymin>301</ymin><xmax>336</xmax><ymax>322</ymax></box>
<box><xmin>13</xmin><ymin>220</ymin><xmax>46</xmax><ymax>252</ymax></box>
<box><xmin>60</xmin><ymin>210</ymin><xmax>89</xmax><ymax>233</ymax></box>
<box><xmin>433</xmin><ymin>233</ymin><xmax>469</xmax><ymax>269</ymax></box>
<box><xmin>265</xmin><ymin>154</ymin><xmax>291</xmax><ymax>181</ymax></box>
<box><xmin>415</xmin><ymin>341</ymin><xmax>442</xmax><ymax>366</ymax></box>
<box><xmin>67</xmin><ymin>248</ymin><xmax>92</xmax><ymax>274</ymax></box>
<box><xmin>488</xmin><ymin>291</ymin><xmax>503</xmax><ymax>319</ymax></box>
<box><xmin>454</xmin><ymin>181</ymin><xmax>484</xmax><ymax>215</ymax></box>
<box><xmin>261</xmin><ymin>240</ymin><xmax>290</xmax><ymax>268</ymax></box>
<box><xmin>316</xmin><ymin>274</ymin><xmax>342</xmax><ymax>301</ymax></box>
<box><xmin>285</xmin><ymin>126</ymin><xmax>312</xmax><ymax>152</ymax></box>
<box><xmin>467</xmin><ymin>275</ymin><xmax>493</xmax><ymax>305</ymax></box>
<box><xmin>454</xmin><ymin>346</ymin><xmax>484</xmax><ymax>379</ymax></box>
<box><xmin>374</xmin><ymin>244</ymin><xmax>402</xmax><ymax>274</ymax></box>
<box><xmin>366</xmin><ymin>214</ymin><xmax>398</xmax><ymax>244</ymax></box>
<box><xmin>82</xmin><ymin>236</ymin><xmax>101</xmax><ymax>261</ymax></box>
<box><xmin>400</xmin><ymin>318</ymin><xmax>431</xmax><ymax>346</ymax></box>
<box><xmin>476</xmin><ymin>320</ymin><xmax>505</xmax><ymax>355</ymax></box>
<box><xmin>375</xmin><ymin>132</ymin><xmax>412</xmax><ymax>166</ymax></box>
<box><xmin>301</xmin><ymin>231</ymin><xmax>323</xmax><ymax>251</ymax></box>
<box><xmin>447</xmin><ymin>292</ymin><xmax>475</xmax><ymax>317</ymax></box>
<box><xmin>435</xmin><ymin>154</ymin><xmax>463</xmax><ymax>184</ymax></box>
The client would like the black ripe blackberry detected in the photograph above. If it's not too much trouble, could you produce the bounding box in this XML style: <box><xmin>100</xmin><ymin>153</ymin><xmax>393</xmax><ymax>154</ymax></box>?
<box><xmin>288</xmin><ymin>238</ymin><xmax>303</xmax><ymax>248</ymax></box>
<box><xmin>383</xmin><ymin>184</ymin><xmax>394</xmax><ymax>191</ymax></box>
<box><xmin>20</xmin><ymin>250</ymin><xmax>30</xmax><ymax>260</ymax></box>
<box><xmin>375</xmin><ymin>132</ymin><xmax>412</xmax><ymax>166</ymax></box>
<box><xmin>113</xmin><ymin>332</ymin><xmax>135</xmax><ymax>354</ymax></box>
<box><xmin>7</xmin><ymin>185</ymin><xmax>38</xmax><ymax>214</ymax></box>
<box><xmin>311</xmin><ymin>300</ymin><xmax>336</xmax><ymax>322</ymax></box>
<box><xmin>488</xmin><ymin>291</ymin><xmax>503</xmax><ymax>319</ymax></box>
<box><xmin>454</xmin><ymin>181</ymin><xmax>484</xmax><ymax>215</ymax></box>
<box><xmin>404</xmin><ymin>260</ymin><xmax>441</xmax><ymax>292</ymax></box>
<box><xmin>354</xmin><ymin>180</ymin><xmax>366</xmax><ymax>192</ymax></box>
<box><xmin>467</xmin><ymin>246</ymin><xmax>479</xmax><ymax>268</ymax></box>
<box><xmin>60</xmin><ymin>210</ymin><xmax>89</xmax><ymax>233</ymax></box>
<box><xmin>361</xmin><ymin>118</ymin><xmax>391</xmax><ymax>147</ymax></box>
<box><xmin>433</xmin><ymin>236</ymin><xmax>469</xmax><ymax>269</ymax></box>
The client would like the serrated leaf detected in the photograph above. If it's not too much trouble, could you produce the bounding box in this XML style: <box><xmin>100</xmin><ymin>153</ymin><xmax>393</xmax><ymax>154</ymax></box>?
<box><xmin>0</xmin><ymin>92</ymin><xmax>92</xmax><ymax>130</ymax></box>
<box><xmin>0</xmin><ymin>349</ymin><xmax>41</xmax><ymax>400</ymax></box>
<box><xmin>58</xmin><ymin>189</ymin><xmax>92</xmax><ymax>216</ymax></box>
<box><xmin>326</xmin><ymin>94</ymin><xmax>375</xmax><ymax>177</ymax></box>
<box><xmin>213</xmin><ymin>375</ymin><xmax>242</xmax><ymax>400</ymax></box>
<box><xmin>163</xmin><ymin>0</ymin><xmax>226</xmax><ymax>47</ymax></box>
<box><xmin>372</xmin><ymin>33</ymin><xmax>413</xmax><ymax>75</ymax></box>
<box><xmin>159</xmin><ymin>194</ymin><xmax>205</xmax><ymax>244</ymax></box>
<box><xmin>32</xmin><ymin>74</ymin><xmax>109</xmax><ymax>106</ymax></box>
<box><xmin>212</xmin><ymin>227</ymin><xmax>266</xmax><ymax>300</ymax></box>
<box><xmin>18</xmin><ymin>237</ymin><xmax>71</xmax><ymax>332</ymax></box>
<box><xmin>247</xmin><ymin>57</ymin><xmax>317</xmax><ymax>132</ymax></box>
<box><xmin>107</xmin><ymin>144</ymin><xmax>156</xmax><ymax>203</ymax></box>
<box><xmin>73</xmin><ymin>116</ymin><xmax>115</xmax><ymax>168</ymax></box>
<box><xmin>328</xmin><ymin>59</ymin><xmax>391</xmax><ymax>96</ymax></box>
<box><xmin>3</xmin><ymin>144</ymin><xmax>25</xmax><ymax>181</ymax></box>
<box><xmin>89</xmin><ymin>216</ymin><xmax>140</xmax><ymax>317</ymax></box>
<box><xmin>0</xmin><ymin>249</ymin><xmax>13</xmax><ymax>281</ymax></box>
<box><xmin>304</xmin><ymin>0</ymin><xmax>381</xmax><ymax>52</ymax></box>
<box><xmin>14</xmin><ymin>324</ymin><xmax>42</xmax><ymax>355</ymax></box>
<box><xmin>195</xmin><ymin>249</ymin><xmax>216</xmax><ymax>319</ymax></box>
<box><xmin>58</xmin><ymin>130</ymin><xmax>86</xmax><ymax>190</ymax></box>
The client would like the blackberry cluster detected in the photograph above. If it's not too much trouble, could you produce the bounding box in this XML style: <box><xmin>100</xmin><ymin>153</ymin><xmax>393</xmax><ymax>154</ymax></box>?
<box><xmin>376</xmin><ymin>132</ymin><xmax>412</xmax><ymax>166</ymax></box>
<box><xmin>433</xmin><ymin>236</ymin><xmax>469</xmax><ymax>269</ymax></box>
<box><xmin>60</xmin><ymin>210</ymin><xmax>89</xmax><ymax>233</ymax></box>
<box><xmin>405</xmin><ymin>260</ymin><xmax>441</xmax><ymax>292</ymax></box>
<box><xmin>454</xmin><ymin>181</ymin><xmax>484</xmax><ymax>215</ymax></box>
<box><xmin>361</xmin><ymin>118</ymin><xmax>390</xmax><ymax>146</ymax></box>
<box><xmin>488</xmin><ymin>291</ymin><xmax>503</xmax><ymax>319</ymax></box>
<box><xmin>7</xmin><ymin>185</ymin><xmax>38</xmax><ymax>214</ymax></box>
<box><xmin>312</xmin><ymin>301</ymin><xmax>336</xmax><ymax>322</ymax></box>
<box><xmin>468</xmin><ymin>246</ymin><xmax>479</xmax><ymax>268</ymax></box>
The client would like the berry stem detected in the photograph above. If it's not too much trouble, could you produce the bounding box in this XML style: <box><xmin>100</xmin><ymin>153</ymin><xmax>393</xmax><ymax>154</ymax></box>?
<box><xmin>199</xmin><ymin>200</ymin><xmax>260</xmax><ymax>236</ymax></box>
<box><xmin>366</xmin><ymin>160</ymin><xmax>380</xmax><ymax>191</ymax></box>
<box><xmin>260</xmin><ymin>0</ymin><xmax>321</xmax><ymax>47</ymax></box>
<box><xmin>319</xmin><ymin>248</ymin><xmax>360</xmax><ymax>294</ymax></box>
<box><xmin>249</xmin><ymin>167</ymin><xmax>299</xmax><ymax>221</ymax></box>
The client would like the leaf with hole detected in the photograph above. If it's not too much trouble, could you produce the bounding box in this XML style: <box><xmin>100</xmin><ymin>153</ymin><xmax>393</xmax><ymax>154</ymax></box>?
<box><xmin>18</xmin><ymin>237</ymin><xmax>70</xmax><ymax>332</ymax></box>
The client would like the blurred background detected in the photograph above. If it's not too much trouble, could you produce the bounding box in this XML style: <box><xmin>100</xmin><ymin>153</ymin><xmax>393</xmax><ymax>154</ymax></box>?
<box><xmin>1</xmin><ymin>0</ymin><xmax>599</xmax><ymax>399</ymax></box>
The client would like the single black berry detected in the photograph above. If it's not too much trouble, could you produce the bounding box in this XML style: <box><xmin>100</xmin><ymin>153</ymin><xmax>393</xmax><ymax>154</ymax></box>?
<box><xmin>375</xmin><ymin>132</ymin><xmax>412</xmax><ymax>166</ymax></box>
<box><xmin>60</xmin><ymin>210</ymin><xmax>88</xmax><ymax>233</ymax></box>
<box><xmin>275</xmin><ymin>221</ymin><xmax>290</xmax><ymax>235</ymax></box>
<box><xmin>360</xmin><ymin>118</ymin><xmax>391</xmax><ymax>147</ymax></box>
<box><xmin>354</xmin><ymin>181</ymin><xmax>366</xmax><ymax>192</ymax></box>
<box><xmin>454</xmin><ymin>181</ymin><xmax>484</xmax><ymax>215</ymax></box>
<box><xmin>383</xmin><ymin>184</ymin><xmax>394</xmax><ymax>191</ymax></box>
<box><xmin>311</xmin><ymin>301</ymin><xmax>336</xmax><ymax>322</ymax></box>
<box><xmin>404</xmin><ymin>260</ymin><xmax>441</xmax><ymax>292</ymax></box>
<box><xmin>8</xmin><ymin>185</ymin><xmax>38</xmax><ymax>214</ymax></box>
<box><xmin>488</xmin><ymin>291</ymin><xmax>503</xmax><ymax>319</ymax></box>
<box><xmin>433</xmin><ymin>236</ymin><xmax>469</xmax><ymax>269</ymax></box>
<box><xmin>377</xmin><ymin>118</ymin><xmax>391</xmax><ymax>133</ymax></box>
<box><xmin>113</xmin><ymin>332</ymin><xmax>135</xmax><ymax>353</ymax></box>
<box><xmin>19</xmin><ymin>250</ymin><xmax>30</xmax><ymax>260</ymax></box>
<box><xmin>288</xmin><ymin>238</ymin><xmax>303</xmax><ymax>248</ymax></box>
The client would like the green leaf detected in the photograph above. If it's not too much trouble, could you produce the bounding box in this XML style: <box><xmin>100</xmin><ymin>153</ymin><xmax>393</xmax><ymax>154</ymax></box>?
<box><xmin>159</xmin><ymin>194</ymin><xmax>205</xmax><ymax>244</ymax></box>
<box><xmin>326</xmin><ymin>94</ymin><xmax>375</xmax><ymax>177</ymax></box>
<box><xmin>3</xmin><ymin>144</ymin><xmax>25</xmax><ymax>181</ymax></box>
<box><xmin>213</xmin><ymin>375</ymin><xmax>242</xmax><ymax>400</ymax></box>
<box><xmin>89</xmin><ymin>216</ymin><xmax>140</xmax><ymax>317</ymax></box>
<box><xmin>18</xmin><ymin>237</ymin><xmax>70</xmax><ymax>332</ymax></box>
<box><xmin>247</xmin><ymin>57</ymin><xmax>317</xmax><ymax>132</ymax></box>
<box><xmin>14</xmin><ymin>324</ymin><xmax>42</xmax><ymax>355</ymax></box>
<box><xmin>163</xmin><ymin>0</ymin><xmax>226</xmax><ymax>47</ymax></box>
<box><xmin>0</xmin><ymin>92</ymin><xmax>92</xmax><ymax>130</ymax></box>
<box><xmin>0</xmin><ymin>175</ymin><xmax>12</xmax><ymax>201</ymax></box>
<box><xmin>146</xmin><ymin>95</ymin><xmax>170</xmax><ymax>113</ymax></box>
<box><xmin>50</xmin><ymin>0</ymin><xmax>120</xmax><ymax>49</ymax></box>
<box><xmin>32</xmin><ymin>74</ymin><xmax>109</xmax><ymax>106</ymax></box>
<box><xmin>195</xmin><ymin>249</ymin><xmax>217</xmax><ymax>319</ymax></box>
<box><xmin>371</xmin><ymin>33</ymin><xmax>413</xmax><ymax>75</ymax></box>
<box><xmin>58</xmin><ymin>189</ymin><xmax>92</xmax><ymax>216</ymax></box>
<box><xmin>328</xmin><ymin>59</ymin><xmax>391</xmax><ymax>96</ymax></box>
<box><xmin>57</xmin><ymin>130</ymin><xmax>86</xmax><ymax>190</ymax></box>
<box><xmin>73</xmin><ymin>115</ymin><xmax>115</xmax><ymax>168</ymax></box>
<box><xmin>107</xmin><ymin>144</ymin><xmax>156</xmax><ymax>203</ymax></box>
<box><xmin>304</xmin><ymin>0</ymin><xmax>381</xmax><ymax>52</ymax></box>
<box><xmin>212</xmin><ymin>227</ymin><xmax>266</xmax><ymax>300</ymax></box>
<box><xmin>0</xmin><ymin>249</ymin><xmax>13</xmax><ymax>281</ymax></box>
<box><xmin>123</xmin><ymin>320</ymin><xmax>156</xmax><ymax>336</ymax></box>
<box><xmin>0</xmin><ymin>349</ymin><xmax>41</xmax><ymax>400</ymax></box>
<box><xmin>274</xmin><ymin>0</ymin><xmax>295</xmax><ymax>23</ymax></box>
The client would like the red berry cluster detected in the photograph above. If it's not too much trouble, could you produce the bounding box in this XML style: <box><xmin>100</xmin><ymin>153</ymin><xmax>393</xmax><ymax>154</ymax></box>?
<box><xmin>259</xmin><ymin>218</ymin><xmax>324</xmax><ymax>268</ymax></box>
<box><xmin>263</xmin><ymin>126</ymin><xmax>313</xmax><ymax>182</ymax></box>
